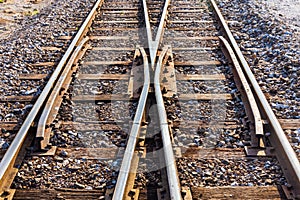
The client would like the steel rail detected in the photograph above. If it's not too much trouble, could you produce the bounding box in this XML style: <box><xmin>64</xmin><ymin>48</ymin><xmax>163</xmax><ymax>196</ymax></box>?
<box><xmin>210</xmin><ymin>0</ymin><xmax>300</xmax><ymax>197</ymax></box>
<box><xmin>142</xmin><ymin>0</ymin><xmax>171</xmax><ymax>68</ymax></box>
<box><xmin>153</xmin><ymin>0</ymin><xmax>170</xmax><ymax>48</ymax></box>
<box><xmin>36</xmin><ymin>37</ymin><xmax>89</xmax><ymax>149</ymax></box>
<box><xmin>112</xmin><ymin>47</ymin><xmax>150</xmax><ymax>199</ymax></box>
<box><xmin>0</xmin><ymin>0</ymin><xmax>104</xmax><ymax>186</ymax></box>
<box><xmin>154</xmin><ymin>46</ymin><xmax>182</xmax><ymax>200</ymax></box>
<box><xmin>219</xmin><ymin>36</ymin><xmax>264</xmax><ymax>148</ymax></box>
<box><xmin>142</xmin><ymin>0</ymin><xmax>153</xmax><ymax>60</ymax></box>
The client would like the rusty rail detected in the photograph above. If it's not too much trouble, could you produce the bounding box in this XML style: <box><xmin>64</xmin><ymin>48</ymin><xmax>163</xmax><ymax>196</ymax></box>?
<box><xmin>112</xmin><ymin>47</ymin><xmax>150</xmax><ymax>199</ymax></box>
<box><xmin>219</xmin><ymin>36</ymin><xmax>264</xmax><ymax>148</ymax></box>
<box><xmin>210</xmin><ymin>0</ymin><xmax>300</xmax><ymax>197</ymax></box>
<box><xmin>142</xmin><ymin>0</ymin><xmax>171</xmax><ymax>68</ymax></box>
<box><xmin>0</xmin><ymin>0</ymin><xmax>104</xmax><ymax>190</ymax></box>
<box><xmin>36</xmin><ymin>37</ymin><xmax>89</xmax><ymax>150</ymax></box>
<box><xmin>155</xmin><ymin>46</ymin><xmax>182</xmax><ymax>200</ymax></box>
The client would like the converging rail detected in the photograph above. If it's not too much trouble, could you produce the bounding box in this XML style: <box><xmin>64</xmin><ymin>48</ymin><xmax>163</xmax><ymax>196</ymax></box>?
<box><xmin>112</xmin><ymin>46</ymin><xmax>150</xmax><ymax>199</ymax></box>
<box><xmin>142</xmin><ymin>0</ymin><xmax>171</xmax><ymax>67</ymax></box>
<box><xmin>155</xmin><ymin>46</ymin><xmax>182</xmax><ymax>200</ymax></box>
<box><xmin>36</xmin><ymin>37</ymin><xmax>90</xmax><ymax>150</ymax></box>
<box><xmin>210</xmin><ymin>0</ymin><xmax>300</xmax><ymax>197</ymax></box>
<box><xmin>113</xmin><ymin>0</ymin><xmax>182</xmax><ymax>198</ymax></box>
<box><xmin>0</xmin><ymin>0</ymin><xmax>104</xmax><ymax>191</ymax></box>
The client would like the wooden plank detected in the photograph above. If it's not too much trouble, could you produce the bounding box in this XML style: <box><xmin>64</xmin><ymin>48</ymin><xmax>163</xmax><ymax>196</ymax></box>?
<box><xmin>56</xmin><ymin>147</ymin><xmax>118</xmax><ymax>159</ymax></box>
<box><xmin>0</xmin><ymin>122</ymin><xmax>21</xmax><ymax>131</ymax></box>
<box><xmin>170</xmin><ymin>20</ymin><xmax>215</xmax><ymax>23</ymax></box>
<box><xmin>94</xmin><ymin>20</ymin><xmax>139</xmax><ymax>24</ymax></box>
<box><xmin>3</xmin><ymin>119</ymin><xmax>294</xmax><ymax>132</ymax></box>
<box><xmin>191</xmin><ymin>186</ymin><xmax>283</xmax><ymax>200</ymax></box>
<box><xmin>101</xmin><ymin>7</ymin><xmax>139</xmax><ymax>10</ymax></box>
<box><xmin>170</xmin><ymin>1</ymin><xmax>205</xmax><ymax>4</ymax></box>
<box><xmin>178</xmin><ymin>93</ymin><xmax>232</xmax><ymax>100</ymax></box>
<box><xmin>169</xmin><ymin>27</ymin><xmax>216</xmax><ymax>31</ymax></box>
<box><xmin>101</xmin><ymin>10</ymin><xmax>138</xmax><ymax>14</ymax></box>
<box><xmin>77</xmin><ymin>74</ymin><xmax>129</xmax><ymax>80</ymax></box>
<box><xmin>101</xmin><ymin>8</ymin><xmax>160</xmax><ymax>13</ymax></box>
<box><xmin>173</xmin><ymin>47</ymin><xmax>219</xmax><ymax>51</ymax></box>
<box><xmin>0</xmin><ymin>96</ymin><xmax>37</xmax><ymax>102</ymax></box>
<box><xmin>13</xmin><ymin>189</ymin><xmax>105</xmax><ymax>199</ymax></box>
<box><xmin>176</xmin><ymin>74</ymin><xmax>225</xmax><ymax>81</ymax></box>
<box><xmin>21</xmin><ymin>70</ymin><xmax>228</xmax><ymax>85</ymax></box>
<box><xmin>179</xmin><ymin>147</ymin><xmax>245</xmax><ymax>159</ymax></box>
<box><xmin>59</xmin><ymin>122</ymin><xmax>124</xmax><ymax>131</ymax></box>
<box><xmin>65</xmin><ymin>28</ymin><xmax>78</xmax><ymax>31</ymax></box>
<box><xmin>18</xmin><ymin>74</ymin><xmax>48</xmax><ymax>80</ymax></box>
<box><xmin>171</xmin><ymin>6</ymin><xmax>207</xmax><ymax>9</ymax></box>
<box><xmin>31</xmin><ymin>62</ymin><xmax>56</xmax><ymax>67</ymax></box>
<box><xmin>174</xmin><ymin>61</ymin><xmax>222</xmax><ymax>66</ymax></box>
<box><xmin>172</xmin><ymin>120</ymin><xmax>240</xmax><ymax>129</ymax></box>
<box><xmin>19</xmin><ymin>73</ymin><xmax>130</xmax><ymax>81</ymax></box>
<box><xmin>169</xmin><ymin>36</ymin><xmax>218</xmax><ymax>40</ymax></box>
<box><xmin>59</xmin><ymin>121</ymin><xmax>124</xmax><ymax>125</ymax></box>
<box><xmin>261</xmin><ymin>119</ymin><xmax>300</xmax><ymax>130</ymax></box>
<box><xmin>91</xmin><ymin>47</ymin><xmax>134</xmax><ymax>51</ymax></box>
<box><xmin>72</xmin><ymin>94</ymin><xmax>132</xmax><ymax>101</ymax></box>
<box><xmin>2</xmin><ymin>119</ymin><xmax>295</xmax><ymax>132</ymax></box>
<box><xmin>169</xmin><ymin>20</ymin><xmax>239</xmax><ymax>24</ymax></box>
<box><xmin>92</xmin><ymin>27</ymin><xmax>137</xmax><ymax>31</ymax></box>
<box><xmin>278</xmin><ymin>119</ymin><xmax>300</xmax><ymax>130</ymax></box>
<box><xmin>89</xmin><ymin>36</ymin><xmax>138</xmax><ymax>40</ymax></box>
<box><xmin>58</xmin><ymin>35</ymin><xmax>72</xmax><ymax>40</ymax></box>
<box><xmin>170</xmin><ymin>9</ymin><xmax>205</xmax><ymax>13</ymax></box>
<box><xmin>41</xmin><ymin>46</ymin><xmax>61</xmax><ymax>51</ymax></box>
<box><xmin>100</xmin><ymin>1</ymin><xmax>137</xmax><ymax>4</ymax></box>
<box><xmin>98</xmin><ymin>14</ymin><xmax>138</xmax><ymax>18</ymax></box>
<box><xmin>83</xmin><ymin>61</ymin><xmax>132</xmax><ymax>66</ymax></box>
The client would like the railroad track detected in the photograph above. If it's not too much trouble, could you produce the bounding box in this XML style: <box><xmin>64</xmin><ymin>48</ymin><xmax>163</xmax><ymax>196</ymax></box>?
<box><xmin>0</xmin><ymin>0</ymin><xmax>299</xmax><ymax>199</ymax></box>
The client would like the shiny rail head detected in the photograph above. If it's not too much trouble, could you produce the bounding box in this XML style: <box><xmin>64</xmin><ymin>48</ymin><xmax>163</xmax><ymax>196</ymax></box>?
<box><xmin>154</xmin><ymin>45</ymin><xmax>182</xmax><ymax>200</ymax></box>
<box><xmin>142</xmin><ymin>0</ymin><xmax>171</xmax><ymax>69</ymax></box>
<box><xmin>36</xmin><ymin>37</ymin><xmax>90</xmax><ymax>150</ymax></box>
<box><xmin>0</xmin><ymin>0</ymin><xmax>104</xmax><ymax>187</ymax></box>
<box><xmin>210</xmin><ymin>0</ymin><xmax>300</xmax><ymax>197</ymax></box>
<box><xmin>112</xmin><ymin>46</ymin><xmax>150</xmax><ymax>200</ymax></box>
